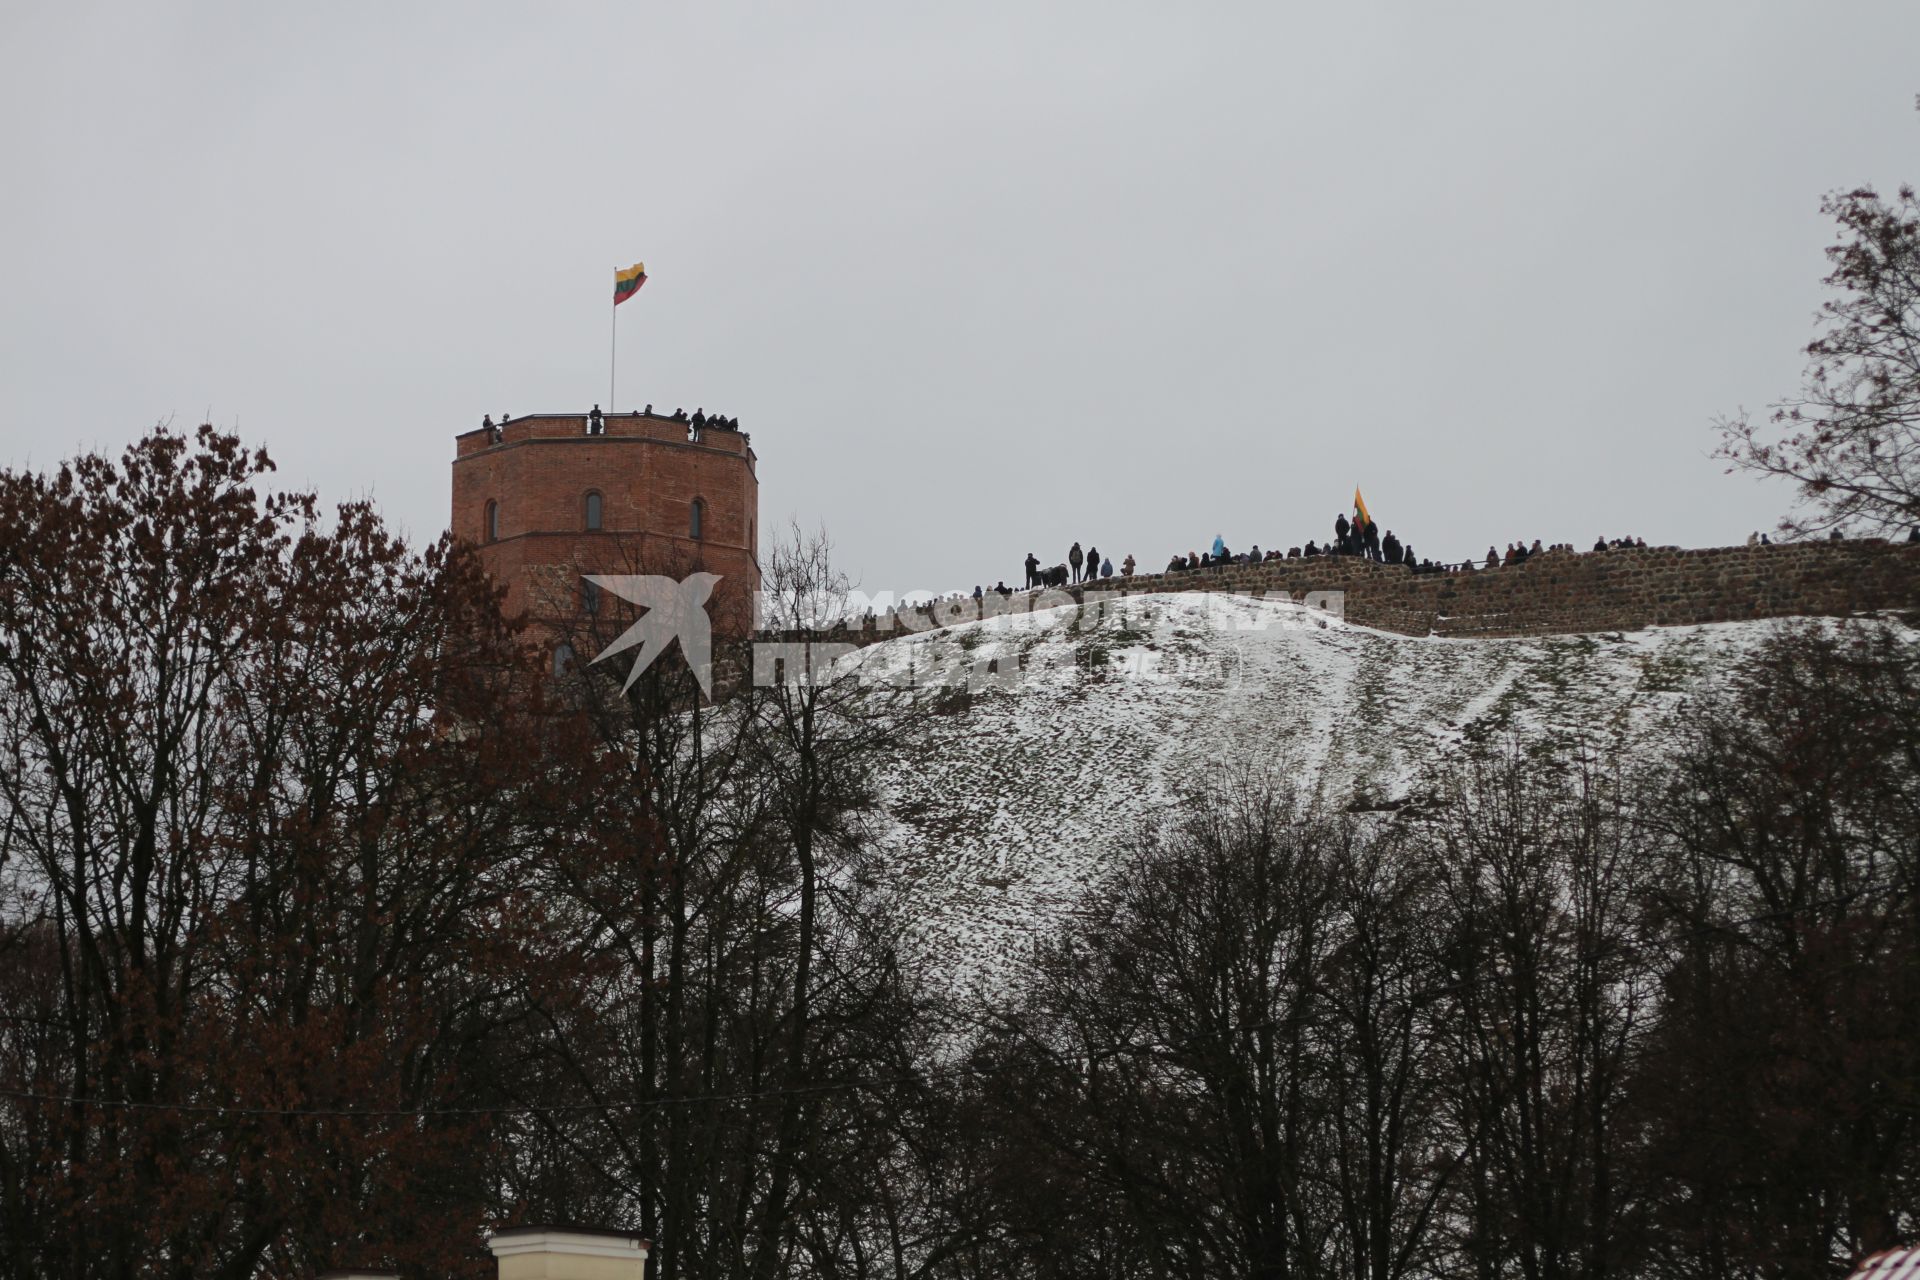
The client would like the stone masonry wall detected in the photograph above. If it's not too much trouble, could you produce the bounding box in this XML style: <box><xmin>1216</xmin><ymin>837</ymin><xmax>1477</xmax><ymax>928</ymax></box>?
<box><xmin>845</xmin><ymin>540</ymin><xmax>1920</xmax><ymax>642</ymax></box>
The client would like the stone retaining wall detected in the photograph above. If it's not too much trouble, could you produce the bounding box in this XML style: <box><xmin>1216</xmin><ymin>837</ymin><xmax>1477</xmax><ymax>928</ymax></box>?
<box><xmin>825</xmin><ymin>540</ymin><xmax>1920</xmax><ymax>642</ymax></box>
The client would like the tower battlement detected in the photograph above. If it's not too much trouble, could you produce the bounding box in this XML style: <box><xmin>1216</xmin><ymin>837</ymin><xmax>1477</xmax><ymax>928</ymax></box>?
<box><xmin>453</xmin><ymin>409</ymin><xmax>756</xmax><ymax>460</ymax></box>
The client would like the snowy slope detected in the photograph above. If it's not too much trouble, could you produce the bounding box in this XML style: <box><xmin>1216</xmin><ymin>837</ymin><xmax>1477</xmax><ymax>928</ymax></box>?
<box><xmin>842</xmin><ymin>593</ymin><xmax>1862</xmax><ymax>996</ymax></box>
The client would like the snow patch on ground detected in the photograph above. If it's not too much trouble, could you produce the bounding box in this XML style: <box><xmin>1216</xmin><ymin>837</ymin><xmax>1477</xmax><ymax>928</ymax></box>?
<box><xmin>847</xmin><ymin>593</ymin><xmax>1859</xmax><ymax>998</ymax></box>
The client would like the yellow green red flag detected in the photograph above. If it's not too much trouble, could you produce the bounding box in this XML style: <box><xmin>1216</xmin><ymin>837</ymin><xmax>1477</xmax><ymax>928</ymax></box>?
<box><xmin>614</xmin><ymin>262</ymin><xmax>647</xmax><ymax>305</ymax></box>
<box><xmin>1353</xmin><ymin>486</ymin><xmax>1373</xmax><ymax>529</ymax></box>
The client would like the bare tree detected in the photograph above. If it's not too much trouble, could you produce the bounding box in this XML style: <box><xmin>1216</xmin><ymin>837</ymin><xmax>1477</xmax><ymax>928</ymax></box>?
<box><xmin>1635</xmin><ymin>621</ymin><xmax>1920</xmax><ymax>1278</ymax></box>
<box><xmin>744</xmin><ymin>522</ymin><xmax>929</xmax><ymax>1280</ymax></box>
<box><xmin>496</xmin><ymin>522</ymin><xmax>938</xmax><ymax>1280</ymax></box>
<box><xmin>1425</xmin><ymin>751</ymin><xmax>1657</xmax><ymax>1280</ymax></box>
<box><xmin>1003</xmin><ymin>773</ymin><xmax>1383</xmax><ymax>1280</ymax></box>
<box><xmin>1717</xmin><ymin>185</ymin><xmax>1920</xmax><ymax>537</ymax></box>
<box><xmin>1320</xmin><ymin>829</ymin><xmax>1460</xmax><ymax>1280</ymax></box>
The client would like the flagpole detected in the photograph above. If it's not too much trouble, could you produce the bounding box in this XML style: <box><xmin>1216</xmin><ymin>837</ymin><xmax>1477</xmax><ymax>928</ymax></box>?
<box><xmin>610</xmin><ymin>295</ymin><xmax>617</xmax><ymax>412</ymax></box>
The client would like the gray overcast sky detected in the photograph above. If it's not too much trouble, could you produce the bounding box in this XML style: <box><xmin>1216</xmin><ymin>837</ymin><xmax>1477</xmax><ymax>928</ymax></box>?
<box><xmin>3</xmin><ymin>3</ymin><xmax>1916</xmax><ymax>593</ymax></box>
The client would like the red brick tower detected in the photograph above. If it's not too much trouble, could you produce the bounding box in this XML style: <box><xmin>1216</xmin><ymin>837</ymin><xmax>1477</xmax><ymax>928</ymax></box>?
<box><xmin>451</xmin><ymin>409</ymin><xmax>760</xmax><ymax>653</ymax></box>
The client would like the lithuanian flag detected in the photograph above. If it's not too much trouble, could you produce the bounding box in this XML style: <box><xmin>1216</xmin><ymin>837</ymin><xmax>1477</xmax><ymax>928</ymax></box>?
<box><xmin>1353</xmin><ymin>486</ymin><xmax>1373</xmax><ymax>529</ymax></box>
<box><xmin>614</xmin><ymin>262</ymin><xmax>647</xmax><ymax>306</ymax></box>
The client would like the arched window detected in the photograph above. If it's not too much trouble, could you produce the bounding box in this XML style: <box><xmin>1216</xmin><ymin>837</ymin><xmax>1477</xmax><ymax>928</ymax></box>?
<box><xmin>690</xmin><ymin>497</ymin><xmax>705</xmax><ymax>541</ymax></box>
<box><xmin>484</xmin><ymin>500</ymin><xmax>499</xmax><ymax>543</ymax></box>
<box><xmin>582</xmin><ymin>578</ymin><xmax>600</xmax><ymax>616</ymax></box>
<box><xmin>553</xmin><ymin>642</ymin><xmax>576</xmax><ymax>676</ymax></box>
<box><xmin>584</xmin><ymin>491</ymin><xmax>602</xmax><ymax>531</ymax></box>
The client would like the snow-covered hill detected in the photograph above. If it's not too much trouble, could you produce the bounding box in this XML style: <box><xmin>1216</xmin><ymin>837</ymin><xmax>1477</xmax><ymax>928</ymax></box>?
<box><xmin>843</xmin><ymin>592</ymin><xmax>1843</xmax><ymax>996</ymax></box>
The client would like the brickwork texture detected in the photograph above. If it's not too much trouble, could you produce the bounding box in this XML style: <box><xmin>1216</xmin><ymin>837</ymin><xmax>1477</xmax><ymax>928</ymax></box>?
<box><xmin>451</xmin><ymin>411</ymin><xmax>760</xmax><ymax>634</ymax></box>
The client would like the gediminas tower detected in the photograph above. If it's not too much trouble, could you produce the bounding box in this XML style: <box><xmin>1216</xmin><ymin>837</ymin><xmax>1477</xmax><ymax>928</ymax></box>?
<box><xmin>451</xmin><ymin>409</ymin><xmax>761</xmax><ymax>657</ymax></box>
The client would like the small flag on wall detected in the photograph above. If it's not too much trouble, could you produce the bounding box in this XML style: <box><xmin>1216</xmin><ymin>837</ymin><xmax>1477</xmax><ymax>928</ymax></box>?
<box><xmin>614</xmin><ymin>262</ymin><xmax>648</xmax><ymax>305</ymax></box>
<box><xmin>1353</xmin><ymin>486</ymin><xmax>1373</xmax><ymax>529</ymax></box>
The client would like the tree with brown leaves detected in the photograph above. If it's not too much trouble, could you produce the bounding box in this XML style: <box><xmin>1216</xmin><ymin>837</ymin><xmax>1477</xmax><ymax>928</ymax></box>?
<box><xmin>0</xmin><ymin>426</ymin><xmax>614</xmax><ymax>1280</ymax></box>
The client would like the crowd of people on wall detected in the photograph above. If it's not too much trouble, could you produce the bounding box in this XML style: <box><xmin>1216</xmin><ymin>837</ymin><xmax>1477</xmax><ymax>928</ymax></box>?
<box><xmin>633</xmin><ymin>405</ymin><xmax>746</xmax><ymax>437</ymax></box>
<box><xmin>853</xmin><ymin>514</ymin><xmax>1906</xmax><ymax>634</ymax></box>
<box><xmin>1004</xmin><ymin>509</ymin><xmax>1684</xmax><ymax>594</ymax></box>
<box><xmin>664</xmin><ymin>406</ymin><xmax>742</xmax><ymax>434</ymax></box>
<box><xmin>835</xmin><ymin>508</ymin><xmax>1917</xmax><ymax>637</ymax></box>
<box><xmin>802</xmin><ymin>516</ymin><xmax>1915</xmax><ymax>637</ymax></box>
<box><xmin>1018</xmin><ymin>544</ymin><xmax>1139</xmax><ymax>589</ymax></box>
